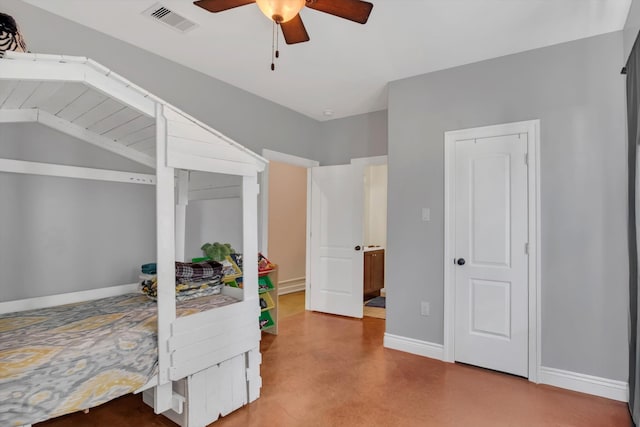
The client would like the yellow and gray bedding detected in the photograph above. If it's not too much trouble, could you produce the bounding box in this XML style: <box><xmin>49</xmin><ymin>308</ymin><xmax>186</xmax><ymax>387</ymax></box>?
<box><xmin>0</xmin><ymin>292</ymin><xmax>238</xmax><ymax>426</ymax></box>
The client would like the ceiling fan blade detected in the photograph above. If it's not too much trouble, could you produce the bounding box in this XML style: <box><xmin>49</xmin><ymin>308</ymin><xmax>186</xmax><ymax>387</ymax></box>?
<box><xmin>193</xmin><ymin>0</ymin><xmax>255</xmax><ymax>13</ymax></box>
<box><xmin>280</xmin><ymin>14</ymin><xmax>310</xmax><ymax>45</ymax></box>
<box><xmin>306</xmin><ymin>0</ymin><xmax>373</xmax><ymax>24</ymax></box>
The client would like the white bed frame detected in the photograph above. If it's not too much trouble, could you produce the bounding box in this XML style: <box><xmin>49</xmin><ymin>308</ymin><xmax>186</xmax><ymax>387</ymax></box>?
<box><xmin>0</xmin><ymin>52</ymin><xmax>267</xmax><ymax>427</ymax></box>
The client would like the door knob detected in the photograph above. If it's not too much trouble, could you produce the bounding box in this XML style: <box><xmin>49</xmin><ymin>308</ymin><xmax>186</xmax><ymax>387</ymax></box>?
<box><xmin>456</xmin><ymin>258</ymin><xmax>466</xmax><ymax>266</ymax></box>
<box><xmin>355</xmin><ymin>245</ymin><xmax>361</xmax><ymax>251</ymax></box>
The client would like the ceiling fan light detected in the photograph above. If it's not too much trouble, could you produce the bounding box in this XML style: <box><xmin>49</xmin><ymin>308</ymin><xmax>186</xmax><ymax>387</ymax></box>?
<box><xmin>256</xmin><ymin>0</ymin><xmax>305</xmax><ymax>23</ymax></box>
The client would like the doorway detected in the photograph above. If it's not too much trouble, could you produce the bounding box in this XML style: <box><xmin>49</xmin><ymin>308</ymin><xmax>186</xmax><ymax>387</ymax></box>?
<box><xmin>307</xmin><ymin>156</ymin><xmax>388</xmax><ymax>319</ymax></box>
<box><xmin>260</xmin><ymin>149</ymin><xmax>318</xmax><ymax>319</ymax></box>
<box><xmin>260</xmin><ymin>151</ymin><xmax>389</xmax><ymax>321</ymax></box>
<box><xmin>443</xmin><ymin>120</ymin><xmax>540</xmax><ymax>382</ymax></box>
<box><xmin>362</xmin><ymin>162</ymin><xmax>388</xmax><ymax>319</ymax></box>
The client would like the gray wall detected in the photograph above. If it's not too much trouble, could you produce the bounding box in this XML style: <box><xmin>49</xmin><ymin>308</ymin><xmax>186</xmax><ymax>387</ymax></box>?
<box><xmin>0</xmin><ymin>0</ymin><xmax>385</xmax><ymax>299</ymax></box>
<box><xmin>185</xmin><ymin>198</ymin><xmax>243</xmax><ymax>260</ymax></box>
<box><xmin>314</xmin><ymin>110</ymin><xmax>388</xmax><ymax>165</ymax></box>
<box><xmin>0</xmin><ymin>125</ymin><xmax>156</xmax><ymax>301</ymax></box>
<box><xmin>387</xmin><ymin>32</ymin><xmax>629</xmax><ymax>381</ymax></box>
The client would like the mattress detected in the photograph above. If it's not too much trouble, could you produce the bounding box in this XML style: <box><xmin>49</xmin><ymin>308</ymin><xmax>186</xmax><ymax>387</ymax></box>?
<box><xmin>0</xmin><ymin>292</ymin><xmax>239</xmax><ymax>427</ymax></box>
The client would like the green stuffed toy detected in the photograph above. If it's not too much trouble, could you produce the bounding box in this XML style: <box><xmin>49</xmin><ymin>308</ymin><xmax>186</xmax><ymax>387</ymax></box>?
<box><xmin>201</xmin><ymin>242</ymin><xmax>235</xmax><ymax>262</ymax></box>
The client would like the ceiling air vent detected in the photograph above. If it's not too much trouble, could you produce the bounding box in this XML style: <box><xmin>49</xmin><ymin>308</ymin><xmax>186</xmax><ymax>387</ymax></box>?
<box><xmin>143</xmin><ymin>3</ymin><xmax>197</xmax><ymax>33</ymax></box>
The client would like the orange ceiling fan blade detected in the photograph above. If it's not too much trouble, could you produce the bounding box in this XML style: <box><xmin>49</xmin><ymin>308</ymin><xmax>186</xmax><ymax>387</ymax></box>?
<box><xmin>280</xmin><ymin>14</ymin><xmax>310</xmax><ymax>44</ymax></box>
<box><xmin>193</xmin><ymin>0</ymin><xmax>256</xmax><ymax>13</ymax></box>
<box><xmin>305</xmin><ymin>0</ymin><xmax>373</xmax><ymax>24</ymax></box>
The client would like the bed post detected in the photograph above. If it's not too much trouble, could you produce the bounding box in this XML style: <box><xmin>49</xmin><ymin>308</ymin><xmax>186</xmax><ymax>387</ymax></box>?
<box><xmin>155</xmin><ymin>103</ymin><xmax>176</xmax><ymax>413</ymax></box>
<box><xmin>242</xmin><ymin>174</ymin><xmax>259</xmax><ymax>301</ymax></box>
<box><xmin>175</xmin><ymin>170</ymin><xmax>189</xmax><ymax>262</ymax></box>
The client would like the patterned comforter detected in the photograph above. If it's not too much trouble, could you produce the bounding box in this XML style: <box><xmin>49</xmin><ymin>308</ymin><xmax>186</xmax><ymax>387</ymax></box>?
<box><xmin>0</xmin><ymin>292</ymin><xmax>238</xmax><ymax>426</ymax></box>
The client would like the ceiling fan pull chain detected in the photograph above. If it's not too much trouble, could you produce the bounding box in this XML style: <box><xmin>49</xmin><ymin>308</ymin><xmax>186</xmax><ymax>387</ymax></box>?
<box><xmin>276</xmin><ymin>23</ymin><xmax>280</xmax><ymax>59</ymax></box>
<box><xmin>271</xmin><ymin>20</ymin><xmax>276</xmax><ymax>71</ymax></box>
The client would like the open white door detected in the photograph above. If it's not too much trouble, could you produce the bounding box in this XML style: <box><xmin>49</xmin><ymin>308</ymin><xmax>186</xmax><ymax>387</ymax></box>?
<box><xmin>309</xmin><ymin>164</ymin><xmax>364</xmax><ymax>318</ymax></box>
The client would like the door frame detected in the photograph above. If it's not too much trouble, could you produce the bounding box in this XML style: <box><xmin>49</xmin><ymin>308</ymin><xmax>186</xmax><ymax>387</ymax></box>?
<box><xmin>443</xmin><ymin>120</ymin><xmax>541</xmax><ymax>382</ymax></box>
<box><xmin>351</xmin><ymin>155</ymin><xmax>388</xmax><ymax>297</ymax></box>
<box><xmin>259</xmin><ymin>149</ymin><xmax>319</xmax><ymax>297</ymax></box>
<box><xmin>306</xmin><ymin>155</ymin><xmax>388</xmax><ymax>312</ymax></box>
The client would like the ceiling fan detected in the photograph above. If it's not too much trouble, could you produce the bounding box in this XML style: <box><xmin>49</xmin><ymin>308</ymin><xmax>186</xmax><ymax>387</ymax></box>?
<box><xmin>193</xmin><ymin>0</ymin><xmax>374</xmax><ymax>45</ymax></box>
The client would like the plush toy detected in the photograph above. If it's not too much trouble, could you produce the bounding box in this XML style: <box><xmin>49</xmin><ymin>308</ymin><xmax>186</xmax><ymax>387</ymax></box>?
<box><xmin>201</xmin><ymin>242</ymin><xmax>236</xmax><ymax>262</ymax></box>
<box><xmin>0</xmin><ymin>13</ymin><xmax>27</xmax><ymax>56</ymax></box>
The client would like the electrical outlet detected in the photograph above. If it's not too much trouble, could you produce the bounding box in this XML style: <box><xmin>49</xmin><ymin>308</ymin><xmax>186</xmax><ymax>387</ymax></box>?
<box><xmin>420</xmin><ymin>301</ymin><xmax>430</xmax><ymax>316</ymax></box>
<box><xmin>422</xmin><ymin>208</ymin><xmax>430</xmax><ymax>222</ymax></box>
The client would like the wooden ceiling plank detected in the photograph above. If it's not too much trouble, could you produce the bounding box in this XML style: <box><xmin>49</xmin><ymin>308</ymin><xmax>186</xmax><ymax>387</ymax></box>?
<box><xmin>56</xmin><ymin>89</ymin><xmax>108</xmax><ymax>122</ymax></box>
<box><xmin>88</xmin><ymin>107</ymin><xmax>140</xmax><ymax>135</ymax></box>
<box><xmin>128</xmin><ymin>136</ymin><xmax>156</xmax><ymax>151</ymax></box>
<box><xmin>38</xmin><ymin>82</ymin><xmax>88</xmax><ymax>115</ymax></box>
<box><xmin>72</xmin><ymin>98</ymin><xmax>124</xmax><ymax>129</ymax></box>
<box><xmin>121</xmin><ymin>125</ymin><xmax>156</xmax><ymax>145</ymax></box>
<box><xmin>104</xmin><ymin>115</ymin><xmax>155</xmax><ymax>141</ymax></box>
<box><xmin>21</xmin><ymin>82</ymin><xmax>65</xmax><ymax>109</ymax></box>
<box><xmin>0</xmin><ymin>81</ymin><xmax>19</xmax><ymax>107</ymax></box>
<box><xmin>3</xmin><ymin>81</ymin><xmax>41</xmax><ymax>109</ymax></box>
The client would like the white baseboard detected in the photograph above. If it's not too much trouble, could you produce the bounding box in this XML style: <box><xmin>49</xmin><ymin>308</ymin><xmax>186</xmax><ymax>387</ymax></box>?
<box><xmin>381</xmin><ymin>334</ymin><xmax>628</xmax><ymax>402</ymax></box>
<box><xmin>383</xmin><ymin>333</ymin><xmax>444</xmax><ymax>361</ymax></box>
<box><xmin>0</xmin><ymin>283</ymin><xmax>140</xmax><ymax>314</ymax></box>
<box><xmin>278</xmin><ymin>277</ymin><xmax>305</xmax><ymax>296</ymax></box>
<box><xmin>538</xmin><ymin>366</ymin><xmax>629</xmax><ymax>402</ymax></box>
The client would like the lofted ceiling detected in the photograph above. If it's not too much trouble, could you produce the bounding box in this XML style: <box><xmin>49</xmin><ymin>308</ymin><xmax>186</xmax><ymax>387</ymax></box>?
<box><xmin>22</xmin><ymin>0</ymin><xmax>632</xmax><ymax>121</ymax></box>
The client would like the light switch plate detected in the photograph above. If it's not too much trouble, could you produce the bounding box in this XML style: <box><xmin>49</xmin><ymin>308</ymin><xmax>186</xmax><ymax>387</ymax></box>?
<box><xmin>421</xmin><ymin>301</ymin><xmax>430</xmax><ymax>316</ymax></box>
<box><xmin>422</xmin><ymin>208</ymin><xmax>430</xmax><ymax>222</ymax></box>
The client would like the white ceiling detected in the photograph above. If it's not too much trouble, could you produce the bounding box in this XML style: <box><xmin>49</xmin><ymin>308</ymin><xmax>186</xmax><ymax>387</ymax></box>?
<box><xmin>23</xmin><ymin>0</ymin><xmax>632</xmax><ymax>121</ymax></box>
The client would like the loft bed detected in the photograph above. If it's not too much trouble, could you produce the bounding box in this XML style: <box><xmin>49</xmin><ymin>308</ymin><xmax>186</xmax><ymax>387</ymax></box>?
<box><xmin>0</xmin><ymin>52</ymin><xmax>267</xmax><ymax>427</ymax></box>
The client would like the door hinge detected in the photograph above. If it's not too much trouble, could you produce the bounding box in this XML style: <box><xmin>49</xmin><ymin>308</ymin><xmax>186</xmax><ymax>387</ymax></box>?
<box><xmin>525</xmin><ymin>243</ymin><xmax>529</xmax><ymax>255</ymax></box>
<box><xmin>524</xmin><ymin>153</ymin><xmax>529</xmax><ymax>165</ymax></box>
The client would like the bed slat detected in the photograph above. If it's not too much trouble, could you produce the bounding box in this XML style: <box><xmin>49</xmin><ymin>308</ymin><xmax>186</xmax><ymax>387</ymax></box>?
<box><xmin>170</xmin><ymin>299</ymin><xmax>257</xmax><ymax>337</ymax></box>
<box><xmin>21</xmin><ymin>82</ymin><xmax>65</xmax><ymax>109</ymax></box>
<box><xmin>166</xmin><ymin>119</ymin><xmax>228</xmax><ymax>146</ymax></box>
<box><xmin>203</xmin><ymin>363</ymin><xmax>220</xmax><ymax>423</ymax></box>
<box><xmin>170</xmin><ymin>327</ymin><xmax>260</xmax><ymax>380</ymax></box>
<box><xmin>247</xmin><ymin>348</ymin><xmax>262</xmax><ymax>402</ymax></box>
<box><xmin>168</xmin><ymin>135</ymin><xmax>255</xmax><ymax>164</ymax></box>
<box><xmin>121</xmin><ymin>125</ymin><xmax>155</xmax><ymax>145</ymax></box>
<box><xmin>89</xmin><ymin>107</ymin><xmax>140</xmax><ymax>135</ymax></box>
<box><xmin>129</xmin><ymin>136</ymin><xmax>155</xmax><ymax>151</ymax></box>
<box><xmin>170</xmin><ymin>316</ymin><xmax>257</xmax><ymax>366</ymax></box>
<box><xmin>226</xmin><ymin>353</ymin><xmax>248</xmax><ymax>416</ymax></box>
<box><xmin>72</xmin><ymin>98</ymin><xmax>124</xmax><ymax>129</ymax></box>
<box><xmin>167</xmin><ymin>151</ymin><xmax>256</xmax><ymax>177</ymax></box>
<box><xmin>169</xmin><ymin>300</ymin><xmax>260</xmax><ymax>351</ymax></box>
<box><xmin>56</xmin><ymin>89</ymin><xmax>107</xmax><ymax>122</ymax></box>
<box><xmin>2</xmin><ymin>81</ymin><xmax>40</xmax><ymax>109</ymax></box>
<box><xmin>84</xmin><ymin>68</ymin><xmax>155</xmax><ymax>117</ymax></box>
<box><xmin>187</xmin><ymin>366</ymin><xmax>211</xmax><ymax>426</ymax></box>
<box><xmin>103</xmin><ymin>115</ymin><xmax>155</xmax><ymax>141</ymax></box>
<box><xmin>38</xmin><ymin>82</ymin><xmax>88</xmax><ymax>115</ymax></box>
<box><xmin>0</xmin><ymin>80</ymin><xmax>18</xmax><ymax>106</ymax></box>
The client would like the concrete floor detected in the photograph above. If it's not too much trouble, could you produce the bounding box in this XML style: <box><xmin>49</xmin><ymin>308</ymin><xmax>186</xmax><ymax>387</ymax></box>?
<box><xmin>39</xmin><ymin>297</ymin><xmax>631</xmax><ymax>426</ymax></box>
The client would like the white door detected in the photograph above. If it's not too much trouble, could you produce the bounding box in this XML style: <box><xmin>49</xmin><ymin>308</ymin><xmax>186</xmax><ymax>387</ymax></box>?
<box><xmin>309</xmin><ymin>164</ymin><xmax>364</xmax><ymax>318</ymax></box>
<box><xmin>454</xmin><ymin>132</ymin><xmax>528</xmax><ymax>377</ymax></box>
